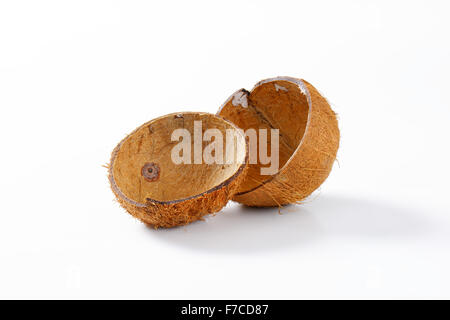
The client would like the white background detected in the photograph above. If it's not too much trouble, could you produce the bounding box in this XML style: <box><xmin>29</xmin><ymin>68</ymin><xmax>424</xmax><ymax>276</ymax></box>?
<box><xmin>1</xmin><ymin>0</ymin><xmax>449</xmax><ymax>299</ymax></box>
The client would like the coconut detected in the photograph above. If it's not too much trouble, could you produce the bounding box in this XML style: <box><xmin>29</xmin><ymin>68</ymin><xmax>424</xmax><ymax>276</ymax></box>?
<box><xmin>217</xmin><ymin>77</ymin><xmax>339</xmax><ymax>207</ymax></box>
<box><xmin>109</xmin><ymin>112</ymin><xmax>248</xmax><ymax>228</ymax></box>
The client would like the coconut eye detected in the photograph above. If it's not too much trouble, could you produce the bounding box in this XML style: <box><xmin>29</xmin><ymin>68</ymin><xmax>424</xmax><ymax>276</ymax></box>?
<box><xmin>141</xmin><ymin>163</ymin><xmax>160</xmax><ymax>182</ymax></box>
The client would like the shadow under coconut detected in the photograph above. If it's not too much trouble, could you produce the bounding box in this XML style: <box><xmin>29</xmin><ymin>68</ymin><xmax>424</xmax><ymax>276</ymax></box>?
<box><xmin>142</xmin><ymin>195</ymin><xmax>431</xmax><ymax>254</ymax></box>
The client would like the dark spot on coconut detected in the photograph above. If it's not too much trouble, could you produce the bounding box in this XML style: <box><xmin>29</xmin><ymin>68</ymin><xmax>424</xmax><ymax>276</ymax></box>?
<box><xmin>141</xmin><ymin>162</ymin><xmax>160</xmax><ymax>182</ymax></box>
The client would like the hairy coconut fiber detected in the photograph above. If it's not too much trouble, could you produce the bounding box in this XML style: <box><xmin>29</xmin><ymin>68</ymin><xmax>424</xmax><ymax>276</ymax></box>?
<box><xmin>217</xmin><ymin>77</ymin><xmax>339</xmax><ymax>207</ymax></box>
<box><xmin>109</xmin><ymin>112</ymin><xmax>248</xmax><ymax>228</ymax></box>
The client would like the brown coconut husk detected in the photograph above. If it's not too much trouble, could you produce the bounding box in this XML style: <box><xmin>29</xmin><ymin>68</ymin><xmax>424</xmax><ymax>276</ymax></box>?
<box><xmin>109</xmin><ymin>112</ymin><xmax>248</xmax><ymax>228</ymax></box>
<box><xmin>217</xmin><ymin>77</ymin><xmax>339</xmax><ymax>207</ymax></box>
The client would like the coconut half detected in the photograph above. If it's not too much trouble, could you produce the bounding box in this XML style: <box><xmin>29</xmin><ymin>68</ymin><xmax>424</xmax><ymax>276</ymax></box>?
<box><xmin>217</xmin><ymin>77</ymin><xmax>339</xmax><ymax>207</ymax></box>
<box><xmin>109</xmin><ymin>112</ymin><xmax>248</xmax><ymax>228</ymax></box>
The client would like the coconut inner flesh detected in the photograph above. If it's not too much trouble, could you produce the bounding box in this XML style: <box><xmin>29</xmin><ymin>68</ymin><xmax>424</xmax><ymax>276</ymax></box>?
<box><xmin>112</xmin><ymin>113</ymin><xmax>246</xmax><ymax>203</ymax></box>
<box><xmin>218</xmin><ymin>79</ymin><xmax>310</xmax><ymax>193</ymax></box>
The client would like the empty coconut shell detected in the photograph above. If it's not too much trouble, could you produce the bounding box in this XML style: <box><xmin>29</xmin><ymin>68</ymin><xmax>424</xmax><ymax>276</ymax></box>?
<box><xmin>217</xmin><ymin>77</ymin><xmax>339</xmax><ymax>207</ymax></box>
<box><xmin>109</xmin><ymin>112</ymin><xmax>248</xmax><ymax>228</ymax></box>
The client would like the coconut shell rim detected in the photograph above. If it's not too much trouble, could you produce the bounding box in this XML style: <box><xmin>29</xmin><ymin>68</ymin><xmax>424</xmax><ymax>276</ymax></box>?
<box><xmin>109</xmin><ymin>111</ymin><xmax>249</xmax><ymax>207</ymax></box>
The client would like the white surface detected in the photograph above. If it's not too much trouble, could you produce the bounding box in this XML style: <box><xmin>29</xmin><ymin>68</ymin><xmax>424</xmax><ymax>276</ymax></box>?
<box><xmin>1</xmin><ymin>0</ymin><xmax>450</xmax><ymax>299</ymax></box>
